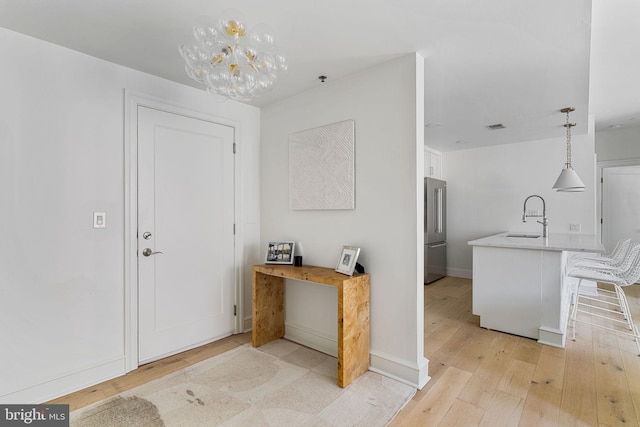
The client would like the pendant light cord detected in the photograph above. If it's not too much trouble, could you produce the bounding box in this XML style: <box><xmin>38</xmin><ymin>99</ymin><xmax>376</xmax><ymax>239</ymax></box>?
<box><xmin>564</xmin><ymin>109</ymin><xmax>575</xmax><ymax>169</ymax></box>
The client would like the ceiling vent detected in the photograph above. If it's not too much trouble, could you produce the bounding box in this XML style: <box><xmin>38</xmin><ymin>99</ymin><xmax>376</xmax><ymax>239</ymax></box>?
<box><xmin>486</xmin><ymin>123</ymin><xmax>506</xmax><ymax>130</ymax></box>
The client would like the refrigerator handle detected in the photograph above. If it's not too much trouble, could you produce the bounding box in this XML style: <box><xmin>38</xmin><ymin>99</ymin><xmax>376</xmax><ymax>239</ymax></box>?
<box><xmin>435</xmin><ymin>188</ymin><xmax>443</xmax><ymax>234</ymax></box>
<box><xmin>428</xmin><ymin>242</ymin><xmax>447</xmax><ymax>248</ymax></box>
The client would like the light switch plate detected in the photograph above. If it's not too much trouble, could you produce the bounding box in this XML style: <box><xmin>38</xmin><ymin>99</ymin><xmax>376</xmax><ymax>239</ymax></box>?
<box><xmin>93</xmin><ymin>212</ymin><xmax>106</xmax><ymax>229</ymax></box>
<box><xmin>569</xmin><ymin>223</ymin><xmax>581</xmax><ymax>232</ymax></box>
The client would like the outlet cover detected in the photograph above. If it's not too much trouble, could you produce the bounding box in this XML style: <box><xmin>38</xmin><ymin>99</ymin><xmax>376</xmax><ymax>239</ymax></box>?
<box><xmin>569</xmin><ymin>223</ymin><xmax>581</xmax><ymax>232</ymax></box>
<box><xmin>93</xmin><ymin>212</ymin><xmax>106</xmax><ymax>229</ymax></box>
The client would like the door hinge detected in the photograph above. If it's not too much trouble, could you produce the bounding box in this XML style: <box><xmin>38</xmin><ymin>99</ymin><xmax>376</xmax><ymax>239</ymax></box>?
<box><xmin>233</xmin><ymin>304</ymin><xmax>237</xmax><ymax>316</ymax></box>
<box><xmin>601</xmin><ymin>177</ymin><xmax>604</xmax><ymax>183</ymax></box>
<box><xmin>233</xmin><ymin>142</ymin><xmax>236</xmax><ymax>154</ymax></box>
<box><xmin>601</xmin><ymin>218</ymin><xmax>603</xmax><ymax>224</ymax></box>
<box><xmin>233</xmin><ymin>223</ymin><xmax>236</xmax><ymax>235</ymax></box>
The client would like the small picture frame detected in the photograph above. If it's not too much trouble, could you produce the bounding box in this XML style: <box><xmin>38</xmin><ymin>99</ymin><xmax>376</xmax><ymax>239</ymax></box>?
<box><xmin>265</xmin><ymin>241</ymin><xmax>295</xmax><ymax>264</ymax></box>
<box><xmin>335</xmin><ymin>246</ymin><xmax>361</xmax><ymax>276</ymax></box>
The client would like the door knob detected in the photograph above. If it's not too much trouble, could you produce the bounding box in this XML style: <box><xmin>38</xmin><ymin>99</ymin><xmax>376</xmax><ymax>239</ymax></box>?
<box><xmin>142</xmin><ymin>232</ymin><xmax>152</xmax><ymax>240</ymax></box>
<box><xmin>142</xmin><ymin>248</ymin><xmax>163</xmax><ymax>257</ymax></box>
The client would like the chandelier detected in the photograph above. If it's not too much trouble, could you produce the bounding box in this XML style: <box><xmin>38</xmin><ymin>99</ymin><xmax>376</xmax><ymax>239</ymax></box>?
<box><xmin>552</xmin><ymin>107</ymin><xmax>585</xmax><ymax>192</ymax></box>
<box><xmin>179</xmin><ymin>11</ymin><xmax>287</xmax><ymax>101</ymax></box>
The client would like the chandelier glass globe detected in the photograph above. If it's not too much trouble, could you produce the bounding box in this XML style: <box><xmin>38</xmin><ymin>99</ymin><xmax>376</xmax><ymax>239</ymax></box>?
<box><xmin>179</xmin><ymin>10</ymin><xmax>287</xmax><ymax>101</ymax></box>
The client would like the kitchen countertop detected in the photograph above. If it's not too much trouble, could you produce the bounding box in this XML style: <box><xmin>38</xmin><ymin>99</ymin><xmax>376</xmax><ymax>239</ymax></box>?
<box><xmin>468</xmin><ymin>231</ymin><xmax>604</xmax><ymax>253</ymax></box>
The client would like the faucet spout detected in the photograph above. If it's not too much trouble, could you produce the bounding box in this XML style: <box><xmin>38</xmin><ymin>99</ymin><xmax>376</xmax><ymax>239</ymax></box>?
<box><xmin>522</xmin><ymin>195</ymin><xmax>548</xmax><ymax>237</ymax></box>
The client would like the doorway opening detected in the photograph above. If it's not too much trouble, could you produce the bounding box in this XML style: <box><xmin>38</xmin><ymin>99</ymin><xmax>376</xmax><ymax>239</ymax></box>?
<box><xmin>598</xmin><ymin>159</ymin><xmax>640</xmax><ymax>253</ymax></box>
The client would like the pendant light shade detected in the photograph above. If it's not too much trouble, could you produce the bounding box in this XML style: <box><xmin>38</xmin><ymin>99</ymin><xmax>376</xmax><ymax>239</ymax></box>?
<box><xmin>553</xmin><ymin>107</ymin><xmax>585</xmax><ymax>192</ymax></box>
<box><xmin>552</xmin><ymin>167</ymin><xmax>585</xmax><ymax>192</ymax></box>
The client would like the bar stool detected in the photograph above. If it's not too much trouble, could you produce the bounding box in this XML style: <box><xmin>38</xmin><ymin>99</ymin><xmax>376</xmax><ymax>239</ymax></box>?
<box><xmin>568</xmin><ymin>238</ymin><xmax>631</xmax><ymax>270</ymax></box>
<box><xmin>570</xmin><ymin>242</ymin><xmax>640</xmax><ymax>318</ymax></box>
<box><xmin>568</xmin><ymin>243</ymin><xmax>640</xmax><ymax>354</ymax></box>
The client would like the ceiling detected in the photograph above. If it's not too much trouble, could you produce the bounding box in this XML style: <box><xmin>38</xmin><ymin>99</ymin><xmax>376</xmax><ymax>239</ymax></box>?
<box><xmin>0</xmin><ymin>0</ymin><xmax>638</xmax><ymax>152</ymax></box>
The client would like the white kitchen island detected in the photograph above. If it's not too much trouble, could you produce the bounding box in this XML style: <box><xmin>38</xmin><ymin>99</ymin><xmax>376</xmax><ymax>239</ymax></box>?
<box><xmin>468</xmin><ymin>232</ymin><xmax>603</xmax><ymax>348</ymax></box>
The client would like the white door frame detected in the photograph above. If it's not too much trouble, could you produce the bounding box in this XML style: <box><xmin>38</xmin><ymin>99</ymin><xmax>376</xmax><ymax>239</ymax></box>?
<box><xmin>597</xmin><ymin>157</ymin><xmax>640</xmax><ymax>241</ymax></box>
<box><xmin>123</xmin><ymin>90</ymin><xmax>243</xmax><ymax>372</ymax></box>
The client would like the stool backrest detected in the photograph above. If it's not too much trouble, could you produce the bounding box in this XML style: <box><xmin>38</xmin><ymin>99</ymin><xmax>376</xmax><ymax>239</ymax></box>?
<box><xmin>609</xmin><ymin>238</ymin><xmax>632</xmax><ymax>265</ymax></box>
<box><xmin>621</xmin><ymin>244</ymin><xmax>640</xmax><ymax>285</ymax></box>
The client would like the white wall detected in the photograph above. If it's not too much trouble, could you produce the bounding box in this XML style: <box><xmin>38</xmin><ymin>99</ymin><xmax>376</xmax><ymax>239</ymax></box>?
<box><xmin>443</xmin><ymin>117</ymin><xmax>597</xmax><ymax>278</ymax></box>
<box><xmin>596</xmin><ymin>125</ymin><xmax>640</xmax><ymax>161</ymax></box>
<box><xmin>0</xmin><ymin>28</ymin><xmax>261</xmax><ymax>403</ymax></box>
<box><xmin>260</xmin><ymin>54</ymin><xmax>429</xmax><ymax>388</ymax></box>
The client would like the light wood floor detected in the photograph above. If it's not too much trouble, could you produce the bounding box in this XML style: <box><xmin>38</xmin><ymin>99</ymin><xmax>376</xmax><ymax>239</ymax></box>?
<box><xmin>51</xmin><ymin>277</ymin><xmax>640</xmax><ymax>426</ymax></box>
<box><xmin>391</xmin><ymin>276</ymin><xmax>640</xmax><ymax>427</ymax></box>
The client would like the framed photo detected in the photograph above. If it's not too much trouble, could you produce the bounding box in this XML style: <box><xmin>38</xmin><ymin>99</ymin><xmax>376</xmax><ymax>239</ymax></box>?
<box><xmin>335</xmin><ymin>246</ymin><xmax>361</xmax><ymax>276</ymax></box>
<box><xmin>265</xmin><ymin>241</ymin><xmax>295</xmax><ymax>264</ymax></box>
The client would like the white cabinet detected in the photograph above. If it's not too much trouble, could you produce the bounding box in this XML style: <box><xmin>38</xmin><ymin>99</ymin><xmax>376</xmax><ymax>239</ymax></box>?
<box><xmin>468</xmin><ymin>232</ymin><xmax>604</xmax><ymax>348</ymax></box>
<box><xmin>471</xmin><ymin>245</ymin><xmax>565</xmax><ymax>346</ymax></box>
<box><xmin>424</xmin><ymin>146</ymin><xmax>442</xmax><ymax>179</ymax></box>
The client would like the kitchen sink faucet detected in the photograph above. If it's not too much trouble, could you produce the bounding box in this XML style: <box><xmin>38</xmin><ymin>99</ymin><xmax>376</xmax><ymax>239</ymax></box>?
<box><xmin>522</xmin><ymin>195</ymin><xmax>548</xmax><ymax>237</ymax></box>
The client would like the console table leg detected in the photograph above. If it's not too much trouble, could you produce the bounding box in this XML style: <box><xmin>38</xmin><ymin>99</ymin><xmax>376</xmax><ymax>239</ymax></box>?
<box><xmin>338</xmin><ymin>275</ymin><xmax>370</xmax><ymax>387</ymax></box>
<box><xmin>252</xmin><ymin>271</ymin><xmax>285</xmax><ymax>347</ymax></box>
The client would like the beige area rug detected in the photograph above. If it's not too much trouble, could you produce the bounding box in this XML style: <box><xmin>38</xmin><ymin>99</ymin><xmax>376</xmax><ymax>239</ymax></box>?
<box><xmin>71</xmin><ymin>339</ymin><xmax>416</xmax><ymax>426</ymax></box>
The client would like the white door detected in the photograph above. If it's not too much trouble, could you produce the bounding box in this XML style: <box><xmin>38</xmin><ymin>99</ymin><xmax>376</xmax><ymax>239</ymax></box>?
<box><xmin>602</xmin><ymin>165</ymin><xmax>640</xmax><ymax>252</ymax></box>
<box><xmin>137</xmin><ymin>106</ymin><xmax>235</xmax><ymax>363</ymax></box>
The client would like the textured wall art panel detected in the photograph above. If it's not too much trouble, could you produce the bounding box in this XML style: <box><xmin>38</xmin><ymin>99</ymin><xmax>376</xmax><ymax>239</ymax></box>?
<box><xmin>289</xmin><ymin>120</ymin><xmax>355</xmax><ymax>210</ymax></box>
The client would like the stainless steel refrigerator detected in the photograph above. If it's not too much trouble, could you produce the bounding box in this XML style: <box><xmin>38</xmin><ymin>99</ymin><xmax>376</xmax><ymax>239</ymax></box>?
<box><xmin>424</xmin><ymin>177</ymin><xmax>447</xmax><ymax>284</ymax></box>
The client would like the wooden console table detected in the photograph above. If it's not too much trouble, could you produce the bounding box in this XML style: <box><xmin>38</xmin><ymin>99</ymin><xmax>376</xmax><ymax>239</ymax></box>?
<box><xmin>252</xmin><ymin>264</ymin><xmax>370</xmax><ymax>387</ymax></box>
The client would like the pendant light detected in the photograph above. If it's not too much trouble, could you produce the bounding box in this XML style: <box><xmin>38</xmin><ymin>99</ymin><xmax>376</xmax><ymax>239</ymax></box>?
<box><xmin>552</xmin><ymin>107</ymin><xmax>585</xmax><ymax>192</ymax></box>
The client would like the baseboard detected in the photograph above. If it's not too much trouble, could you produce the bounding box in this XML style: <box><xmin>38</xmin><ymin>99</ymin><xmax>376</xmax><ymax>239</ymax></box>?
<box><xmin>1</xmin><ymin>357</ymin><xmax>126</xmax><ymax>404</ymax></box>
<box><xmin>283</xmin><ymin>322</ymin><xmax>338</xmax><ymax>358</ymax></box>
<box><xmin>243</xmin><ymin>316</ymin><xmax>252</xmax><ymax>333</ymax></box>
<box><xmin>538</xmin><ymin>326</ymin><xmax>566</xmax><ymax>348</ymax></box>
<box><xmin>369</xmin><ymin>350</ymin><xmax>430</xmax><ymax>390</ymax></box>
<box><xmin>578</xmin><ymin>280</ymin><xmax>599</xmax><ymax>296</ymax></box>
<box><xmin>446</xmin><ymin>267</ymin><xmax>472</xmax><ymax>279</ymax></box>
